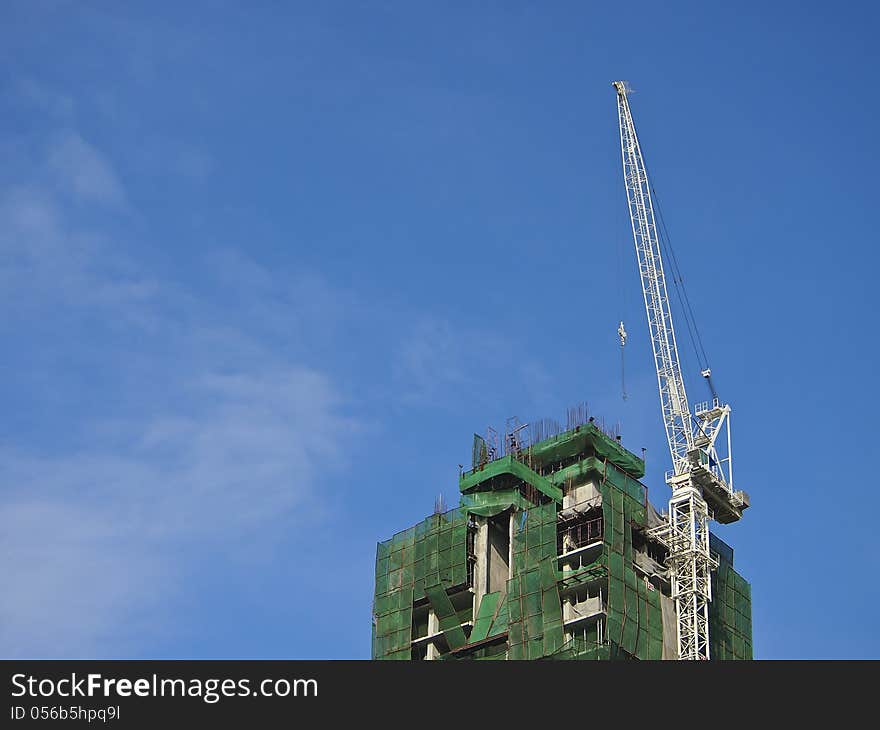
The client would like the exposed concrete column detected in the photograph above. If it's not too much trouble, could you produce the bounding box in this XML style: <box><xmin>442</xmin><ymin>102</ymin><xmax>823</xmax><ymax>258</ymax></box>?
<box><xmin>473</xmin><ymin>517</ymin><xmax>488</xmax><ymax>615</ymax></box>
<box><xmin>508</xmin><ymin>511</ymin><xmax>515</xmax><ymax>580</ymax></box>
<box><xmin>486</xmin><ymin>515</ymin><xmax>510</xmax><ymax>597</ymax></box>
<box><xmin>426</xmin><ymin>610</ymin><xmax>439</xmax><ymax>660</ymax></box>
<box><xmin>564</xmin><ymin>477</ymin><xmax>601</xmax><ymax>509</ymax></box>
<box><xmin>659</xmin><ymin>593</ymin><xmax>677</xmax><ymax>660</ymax></box>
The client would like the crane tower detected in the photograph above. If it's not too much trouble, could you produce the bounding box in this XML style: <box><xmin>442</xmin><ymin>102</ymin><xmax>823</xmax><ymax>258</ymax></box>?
<box><xmin>613</xmin><ymin>81</ymin><xmax>750</xmax><ymax>660</ymax></box>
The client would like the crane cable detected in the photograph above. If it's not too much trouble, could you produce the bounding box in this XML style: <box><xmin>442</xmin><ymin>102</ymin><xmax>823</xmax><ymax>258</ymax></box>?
<box><xmin>615</xmin><ymin>155</ymin><xmax>713</xmax><ymax>402</ymax></box>
<box><xmin>649</xmin><ymin>178</ymin><xmax>712</xmax><ymax>380</ymax></box>
<box><xmin>616</xmin><ymin>191</ymin><xmax>629</xmax><ymax>401</ymax></box>
<box><xmin>650</xmin><ymin>183</ymin><xmax>721</xmax><ymax>441</ymax></box>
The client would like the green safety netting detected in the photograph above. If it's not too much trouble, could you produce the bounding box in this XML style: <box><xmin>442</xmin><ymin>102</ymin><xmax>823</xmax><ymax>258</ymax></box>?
<box><xmin>507</xmin><ymin>501</ymin><xmax>565</xmax><ymax>660</ymax></box>
<box><xmin>709</xmin><ymin>558</ymin><xmax>753</xmax><ymax>660</ymax></box>
<box><xmin>469</xmin><ymin>591</ymin><xmax>501</xmax><ymax>644</ymax></box>
<box><xmin>425</xmin><ymin>583</ymin><xmax>467</xmax><ymax>649</ymax></box>
<box><xmin>459</xmin><ymin>455</ymin><xmax>563</xmax><ymax>503</ymax></box>
<box><xmin>472</xmin><ymin>433</ymin><xmax>489</xmax><ymax>469</ymax></box>
<box><xmin>526</xmin><ymin>424</ymin><xmax>645</xmax><ymax>479</ymax></box>
<box><xmin>459</xmin><ymin>488</ymin><xmax>535</xmax><ymax>517</ymax></box>
<box><xmin>593</xmin><ymin>470</ymin><xmax>663</xmax><ymax>660</ymax></box>
<box><xmin>374</xmin><ymin>422</ymin><xmax>751</xmax><ymax>661</ymax></box>
<box><xmin>372</xmin><ymin>507</ymin><xmax>472</xmax><ymax>659</ymax></box>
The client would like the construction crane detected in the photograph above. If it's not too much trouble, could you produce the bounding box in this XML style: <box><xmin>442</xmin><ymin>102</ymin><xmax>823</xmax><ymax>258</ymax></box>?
<box><xmin>612</xmin><ymin>81</ymin><xmax>750</xmax><ymax>660</ymax></box>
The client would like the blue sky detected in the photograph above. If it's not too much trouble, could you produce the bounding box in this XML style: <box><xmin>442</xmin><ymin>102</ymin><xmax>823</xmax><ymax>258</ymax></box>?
<box><xmin>1</xmin><ymin>1</ymin><xmax>877</xmax><ymax>659</ymax></box>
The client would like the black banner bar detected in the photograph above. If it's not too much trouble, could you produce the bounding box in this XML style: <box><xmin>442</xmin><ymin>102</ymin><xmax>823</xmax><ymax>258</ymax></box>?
<box><xmin>1</xmin><ymin>660</ymin><xmax>872</xmax><ymax>726</ymax></box>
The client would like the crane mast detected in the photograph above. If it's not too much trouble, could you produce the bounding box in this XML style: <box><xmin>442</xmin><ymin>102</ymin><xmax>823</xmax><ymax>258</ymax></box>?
<box><xmin>613</xmin><ymin>81</ymin><xmax>749</xmax><ymax>661</ymax></box>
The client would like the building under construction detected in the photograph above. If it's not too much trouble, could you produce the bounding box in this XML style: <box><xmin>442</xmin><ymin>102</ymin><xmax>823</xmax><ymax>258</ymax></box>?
<box><xmin>371</xmin><ymin>410</ymin><xmax>752</xmax><ymax>660</ymax></box>
<box><xmin>373</xmin><ymin>82</ymin><xmax>753</xmax><ymax>660</ymax></box>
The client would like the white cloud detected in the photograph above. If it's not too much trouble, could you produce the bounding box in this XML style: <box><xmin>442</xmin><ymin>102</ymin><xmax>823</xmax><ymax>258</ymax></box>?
<box><xmin>0</xmin><ymin>365</ymin><xmax>355</xmax><ymax>657</ymax></box>
<box><xmin>0</xmin><ymin>115</ymin><xmax>359</xmax><ymax>657</ymax></box>
<box><xmin>0</xmin><ymin>499</ymin><xmax>166</xmax><ymax>658</ymax></box>
<box><xmin>47</xmin><ymin>131</ymin><xmax>126</xmax><ymax>206</ymax></box>
<box><xmin>393</xmin><ymin>316</ymin><xmax>545</xmax><ymax>410</ymax></box>
<box><xmin>0</xmin><ymin>184</ymin><xmax>155</xmax><ymax>325</ymax></box>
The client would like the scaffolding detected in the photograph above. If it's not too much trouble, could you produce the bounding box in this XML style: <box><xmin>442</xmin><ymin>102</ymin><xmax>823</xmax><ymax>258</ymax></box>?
<box><xmin>372</xmin><ymin>409</ymin><xmax>752</xmax><ymax>661</ymax></box>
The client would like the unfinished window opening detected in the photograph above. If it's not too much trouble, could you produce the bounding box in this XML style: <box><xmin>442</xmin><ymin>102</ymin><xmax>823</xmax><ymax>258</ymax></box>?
<box><xmin>481</xmin><ymin>641</ymin><xmax>508</xmax><ymax>658</ymax></box>
<box><xmin>633</xmin><ymin>527</ymin><xmax>668</xmax><ymax>565</ymax></box>
<box><xmin>571</xmin><ymin>583</ymin><xmax>603</xmax><ymax>603</ymax></box>
<box><xmin>411</xmin><ymin>605</ymin><xmax>429</xmax><ymax>641</ymax></box>
<box><xmin>565</xmin><ymin>580</ymin><xmax>606</xmax><ymax>618</ymax></box>
<box><xmin>518</xmin><ymin>481</ymin><xmax>548</xmax><ymax>505</ymax></box>
<box><xmin>452</xmin><ymin>589</ymin><xmax>474</xmax><ymax>639</ymax></box>
<box><xmin>647</xmin><ymin>540</ymin><xmax>667</xmax><ymax>564</ymax></box>
<box><xmin>487</xmin><ymin>513</ymin><xmax>510</xmax><ymax>595</ymax></box>
<box><xmin>431</xmin><ymin>635</ymin><xmax>450</xmax><ymax>657</ymax></box>
<box><xmin>571</xmin><ymin>625</ymin><xmax>591</xmax><ymax>645</ymax></box>
<box><xmin>558</xmin><ymin>509</ymin><xmax>603</xmax><ymax>555</ymax></box>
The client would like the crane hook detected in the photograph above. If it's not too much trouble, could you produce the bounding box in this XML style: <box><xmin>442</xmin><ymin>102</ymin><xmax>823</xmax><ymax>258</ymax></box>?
<box><xmin>701</xmin><ymin>367</ymin><xmax>719</xmax><ymax>403</ymax></box>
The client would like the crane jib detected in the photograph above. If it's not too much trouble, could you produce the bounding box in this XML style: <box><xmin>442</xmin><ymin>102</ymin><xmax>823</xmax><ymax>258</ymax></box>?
<box><xmin>612</xmin><ymin>80</ymin><xmax>746</xmax><ymax>662</ymax></box>
<box><xmin>615</xmin><ymin>84</ymin><xmax>693</xmax><ymax>470</ymax></box>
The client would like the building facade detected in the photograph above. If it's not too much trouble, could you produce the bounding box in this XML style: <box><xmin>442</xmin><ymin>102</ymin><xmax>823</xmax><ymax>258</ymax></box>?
<box><xmin>372</xmin><ymin>417</ymin><xmax>752</xmax><ymax>660</ymax></box>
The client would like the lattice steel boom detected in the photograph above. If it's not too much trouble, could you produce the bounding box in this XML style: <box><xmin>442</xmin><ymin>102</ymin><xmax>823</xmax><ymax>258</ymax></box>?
<box><xmin>613</xmin><ymin>81</ymin><xmax>748</xmax><ymax>661</ymax></box>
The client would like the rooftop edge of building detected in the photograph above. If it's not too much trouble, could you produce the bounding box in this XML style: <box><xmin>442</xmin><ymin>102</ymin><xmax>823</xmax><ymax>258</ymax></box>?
<box><xmin>460</xmin><ymin>421</ymin><xmax>645</xmax><ymax>499</ymax></box>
